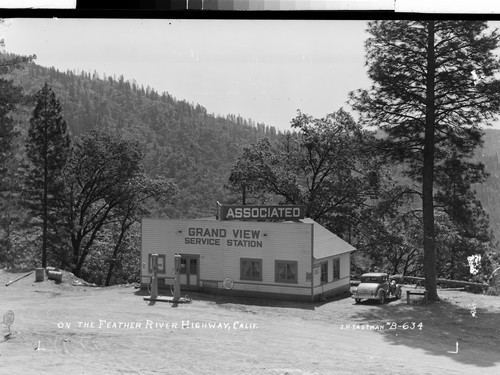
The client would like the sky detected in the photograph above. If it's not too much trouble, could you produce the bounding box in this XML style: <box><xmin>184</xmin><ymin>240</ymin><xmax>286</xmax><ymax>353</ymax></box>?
<box><xmin>1</xmin><ymin>18</ymin><xmax>370</xmax><ymax>132</ymax></box>
<box><xmin>2</xmin><ymin>18</ymin><xmax>500</xmax><ymax>132</ymax></box>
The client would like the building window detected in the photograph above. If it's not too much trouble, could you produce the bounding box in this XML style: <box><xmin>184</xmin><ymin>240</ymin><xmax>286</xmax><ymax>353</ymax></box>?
<box><xmin>189</xmin><ymin>258</ymin><xmax>198</xmax><ymax>275</ymax></box>
<box><xmin>240</xmin><ymin>258</ymin><xmax>262</xmax><ymax>281</ymax></box>
<box><xmin>333</xmin><ymin>258</ymin><xmax>340</xmax><ymax>280</ymax></box>
<box><xmin>320</xmin><ymin>261</ymin><xmax>328</xmax><ymax>284</ymax></box>
<box><xmin>275</xmin><ymin>260</ymin><xmax>298</xmax><ymax>284</ymax></box>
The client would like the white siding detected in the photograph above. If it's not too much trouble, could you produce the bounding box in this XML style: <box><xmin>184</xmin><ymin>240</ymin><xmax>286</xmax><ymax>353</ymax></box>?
<box><xmin>339</xmin><ymin>252</ymin><xmax>350</xmax><ymax>279</ymax></box>
<box><xmin>235</xmin><ymin>282</ymin><xmax>311</xmax><ymax>296</ymax></box>
<box><xmin>313</xmin><ymin>277</ymin><xmax>350</xmax><ymax>296</ymax></box>
<box><xmin>141</xmin><ymin>218</ymin><xmax>313</xmax><ymax>296</ymax></box>
<box><xmin>221</xmin><ymin>221</ymin><xmax>313</xmax><ymax>294</ymax></box>
<box><xmin>141</xmin><ymin>218</ymin><xmax>170</xmax><ymax>279</ymax></box>
<box><xmin>312</xmin><ymin>252</ymin><xmax>351</xmax><ymax>296</ymax></box>
<box><xmin>141</xmin><ymin>219</ymin><xmax>223</xmax><ymax>281</ymax></box>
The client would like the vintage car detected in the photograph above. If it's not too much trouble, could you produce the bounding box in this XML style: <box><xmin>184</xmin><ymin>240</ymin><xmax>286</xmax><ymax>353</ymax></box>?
<box><xmin>351</xmin><ymin>272</ymin><xmax>402</xmax><ymax>304</ymax></box>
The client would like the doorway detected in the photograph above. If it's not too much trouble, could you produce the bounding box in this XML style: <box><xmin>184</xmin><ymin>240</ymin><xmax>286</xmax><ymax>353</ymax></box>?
<box><xmin>179</xmin><ymin>255</ymin><xmax>199</xmax><ymax>289</ymax></box>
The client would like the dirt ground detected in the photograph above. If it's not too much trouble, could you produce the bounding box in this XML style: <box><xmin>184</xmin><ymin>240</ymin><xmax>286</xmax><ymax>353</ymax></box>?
<box><xmin>1</xmin><ymin>269</ymin><xmax>499</xmax><ymax>375</ymax></box>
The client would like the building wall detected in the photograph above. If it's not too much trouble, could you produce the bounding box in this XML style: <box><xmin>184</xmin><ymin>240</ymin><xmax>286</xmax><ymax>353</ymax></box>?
<box><xmin>219</xmin><ymin>220</ymin><xmax>313</xmax><ymax>296</ymax></box>
<box><xmin>312</xmin><ymin>252</ymin><xmax>351</xmax><ymax>298</ymax></box>
<box><xmin>141</xmin><ymin>218</ymin><xmax>313</xmax><ymax>298</ymax></box>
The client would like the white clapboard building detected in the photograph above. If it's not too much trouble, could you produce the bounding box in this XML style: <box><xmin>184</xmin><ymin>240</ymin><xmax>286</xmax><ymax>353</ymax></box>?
<box><xmin>141</xmin><ymin>205</ymin><xmax>356</xmax><ymax>301</ymax></box>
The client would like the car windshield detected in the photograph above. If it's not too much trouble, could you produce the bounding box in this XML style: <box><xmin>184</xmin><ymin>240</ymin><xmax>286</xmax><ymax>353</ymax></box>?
<box><xmin>361</xmin><ymin>276</ymin><xmax>382</xmax><ymax>283</ymax></box>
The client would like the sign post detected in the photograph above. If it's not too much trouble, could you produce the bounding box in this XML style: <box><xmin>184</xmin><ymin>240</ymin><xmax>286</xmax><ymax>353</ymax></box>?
<box><xmin>150</xmin><ymin>253</ymin><xmax>158</xmax><ymax>300</ymax></box>
<box><xmin>173</xmin><ymin>253</ymin><xmax>181</xmax><ymax>302</ymax></box>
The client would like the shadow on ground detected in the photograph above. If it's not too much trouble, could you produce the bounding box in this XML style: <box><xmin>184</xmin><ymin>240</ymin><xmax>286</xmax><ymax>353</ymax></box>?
<box><xmin>351</xmin><ymin>291</ymin><xmax>500</xmax><ymax>368</ymax></box>
<box><xmin>4</xmin><ymin>268</ymin><xmax>35</xmax><ymax>274</ymax></box>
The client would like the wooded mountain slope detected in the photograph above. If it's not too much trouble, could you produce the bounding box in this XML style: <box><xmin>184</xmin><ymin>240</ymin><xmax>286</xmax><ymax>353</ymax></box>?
<box><xmin>10</xmin><ymin>62</ymin><xmax>279</xmax><ymax>219</ymax></box>
<box><xmin>8</xmin><ymin>59</ymin><xmax>500</xmax><ymax>242</ymax></box>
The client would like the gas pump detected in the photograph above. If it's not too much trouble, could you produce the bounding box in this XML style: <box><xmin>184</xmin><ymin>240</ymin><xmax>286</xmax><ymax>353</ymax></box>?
<box><xmin>150</xmin><ymin>253</ymin><xmax>159</xmax><ymax>300</ymax></box>
<box><xmin>173</xmin><ymin>253</ymin><xmax>181</xmax><ymax>302</ymax></box>
<box><xmin>144</xmin><ymin>252</ymin><xmax>191</xmax><ymax>304</ymax></box>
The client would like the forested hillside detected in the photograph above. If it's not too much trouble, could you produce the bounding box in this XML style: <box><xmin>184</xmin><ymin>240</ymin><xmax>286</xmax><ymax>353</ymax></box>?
<box><xmin>475</xmin><ymin>129</ymin><xmax>500</xmax><ymax>241</ymax></box>
<box><xmin>12</xmin><ymin>59</ymin><xmax>500</xmax><ymax>239</ymax></box>
<box><xmin>10</xmin><ymin>60</ymin><xmax>279</xmax><ymax>219</ymax></box>
<box><xmin>3</xmin><ymin>55</ymin><xmax>500</xmax><ymax>287</ymax></box>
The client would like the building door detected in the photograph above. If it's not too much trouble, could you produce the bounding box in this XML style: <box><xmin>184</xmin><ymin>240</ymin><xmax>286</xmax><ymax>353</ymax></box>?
<box><xmin>179</xmin><ymin>255</ymin><xmax>199</xmax><ymax>289</ymax></box>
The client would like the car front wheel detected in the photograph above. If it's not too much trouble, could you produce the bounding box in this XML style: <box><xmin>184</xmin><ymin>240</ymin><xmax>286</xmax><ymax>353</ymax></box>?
<box><xmin>378</xmin><ymin>290</ymin><xmax>386</xmax><ymax>304</ymax></box>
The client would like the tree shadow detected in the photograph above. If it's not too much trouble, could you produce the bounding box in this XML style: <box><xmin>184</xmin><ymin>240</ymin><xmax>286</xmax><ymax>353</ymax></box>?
<box><xmin>350</xmin><ymin>292</ymin><xmax>500</xmax><ymax>368</ymax></box>
<box><xmin>4</xmin><ymin>267</ymin><xmax>35</xmax><ymax>274</ymax></box>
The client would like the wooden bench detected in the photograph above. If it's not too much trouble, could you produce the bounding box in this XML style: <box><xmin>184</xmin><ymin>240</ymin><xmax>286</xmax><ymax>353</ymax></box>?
<box><xmin>406</xmin><ymin>289</ymin><xmax>428</xmax><ymax>304</ymax></box>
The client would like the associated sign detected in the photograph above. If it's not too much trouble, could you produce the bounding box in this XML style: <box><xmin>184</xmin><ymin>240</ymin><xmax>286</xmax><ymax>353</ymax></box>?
<box><xmin>219</xmin><ymin>205</ymin><xmax>305</xmax><ymax>221</ymax></box>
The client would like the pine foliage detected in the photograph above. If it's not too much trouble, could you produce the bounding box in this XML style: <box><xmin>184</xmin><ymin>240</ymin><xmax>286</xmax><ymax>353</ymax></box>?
<box><xmin>350</xmin><ymin>20</ymin><xmax>500</xmax><ymax>300</ymax></box>
<box><xmin>23</xmin><ymin>82</ymin><xmax>71</xmax><ymax>267</ymax></box>
<box><xmin>8</xmin><ymin>59</ymin><xmax>278</xmax><ymax>219</ymax></box>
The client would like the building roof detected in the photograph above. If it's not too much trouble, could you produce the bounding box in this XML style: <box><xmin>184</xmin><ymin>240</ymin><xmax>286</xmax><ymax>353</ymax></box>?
<box><xmin>300</xmin><ymin>218</ymin><xmax>356</xmax><ymax>260</ymax></box>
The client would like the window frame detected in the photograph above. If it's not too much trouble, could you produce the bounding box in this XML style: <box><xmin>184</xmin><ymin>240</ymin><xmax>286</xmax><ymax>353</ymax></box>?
<box><xmin>240</xmin><ymin>258</ymin><xmax>263</xmax><ymax>281</ymax></box>
<box><xmin>320</xmin><ymin>261</ymin><xmax>328</xmax><ymax>284</ymax></box>
<box><xmin>180</xmin><ymin>257</ymin><xmax>187</xmax><ymax>274</ymax></box>
<box><xmin>275</xmin><ymin>260</ymin><xmax>298</xmax><ymax>284</ymax></box>
<box><xmin>332</xmin><ymin>258</ymin><xmax>340</xmax><ymax>280</ymax></box>
<box><xmin>189</xmin><ymin>258</ymin><xmax>198</xmax><ymax>275</ymax></box>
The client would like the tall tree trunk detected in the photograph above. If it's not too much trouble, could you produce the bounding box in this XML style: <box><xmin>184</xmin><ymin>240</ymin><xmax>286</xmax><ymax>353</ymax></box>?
<box><xmin>5</xmin><ymin>211</ymin><xmax>11</xmax><ymax>267</ymax></box>
<box><xmin>450</xmin><ymin>244</ymin><xmax>455</xmax><ymax>280</ymax></box>
<box><xmin>42</xmin><ymin>172</ymin><xmax>48</xmax><ymax>267</ymax></box>
<box><xmin>71</xmin><ymin>235</ymin><xmax>82</xmax><ymax>277</ymax></box>
<box><xmin>105</xmin><ymin>258</ymin><xmax>116</xmax><ymax>287</ymax></box>
<box><xmin>423</xmin><ymin>20</ymin><xmax>438</xmax><ymax>301</ymax></box>
<box><xmin>75</xmin><ymin>250</ymin><xmax>88</xmax><ymax>279</ymax></box>
<box><xmin>42</xmin><ymin>119</ymin><xmax>48</xmax><ymax>268</ymax></box>
<box><xmin>105</xmin><ymin>220</ymin><xmax>130</xmax><ymax>286</ymax></box>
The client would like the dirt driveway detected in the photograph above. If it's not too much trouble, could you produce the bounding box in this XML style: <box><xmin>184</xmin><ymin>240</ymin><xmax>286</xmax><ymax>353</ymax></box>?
<box><xmin>1</xmin><ymin>269</ymin><xmax>499</xmax><ymax>374</ymax></box>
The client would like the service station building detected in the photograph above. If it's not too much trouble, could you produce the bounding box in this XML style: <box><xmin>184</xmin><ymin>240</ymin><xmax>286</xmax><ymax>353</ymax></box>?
<box><xmin>141</xmin><ymin>205</ymin><xmax>355</xmax><ymax>301</ymax></box>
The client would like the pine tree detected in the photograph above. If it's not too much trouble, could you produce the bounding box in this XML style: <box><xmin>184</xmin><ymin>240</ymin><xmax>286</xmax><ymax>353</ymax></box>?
<box><xmin>0</xmin><ymin>78</ymin><xmax>22</xmax><ymax>265</ymax></box>
<box><xmin>24</xmin><ymin>82</ymin><xmax>71</xmax><ymax>267</ymax></box>
<box><xmin>350</xmin><ymin>20</ymin><xmax>500</xmax><ymax>301</ymax></box>
<box><xmin>0</xmin><ymin>30</ymin><xmax>35</xmax><ymax>266</ymax></box>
